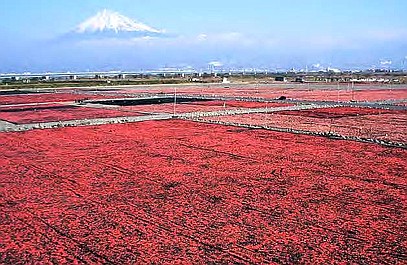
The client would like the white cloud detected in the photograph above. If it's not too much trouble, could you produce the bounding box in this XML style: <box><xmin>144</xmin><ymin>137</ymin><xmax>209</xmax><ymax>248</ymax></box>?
<box><xmin>197</xmin><ymin>34</ymin><xmax>208</xmax><ymax>41</ymax></box>
<box><xmin>63</xmin><ymin>27</ymin><xmax>407</xmax><ymax>69</ymax></box>
<box><xmin>380</xmin><ymin>60</ymin><xmax>392</xmax><ymax>65</ymax></box>
<box><xmin>208</xmin><ymin>61</ymin><xmax>223</xmax><ymax>67</ymax></box>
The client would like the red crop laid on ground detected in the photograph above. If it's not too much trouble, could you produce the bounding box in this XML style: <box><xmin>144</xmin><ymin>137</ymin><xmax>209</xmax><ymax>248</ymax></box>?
<box><xmin>0</xmin><ymin>105</ymin><xmax>140</xmax><ymax>124</ymax></box>
<box><xmin>0</xmin><ymin>103</ymin><xmax>66</xmax><ymax>111</ymax></box>
<box><xmin>200</xmin><ymin>108</ymin><xmax>407</xmax><ymax>143</ymax></box>
<box><xmin>120</xmin><ymin>86</ymin><xmax>407</xmax><ymax>102</ymax></box>
<box><xmin>190</xmin><ymin>100</ymin><xmax>293</xmax><ymax>108</ymax></box>
<box><xmin>276</xmin><ymin>107</ymin><xmax>404</xmax><ymax>119</ymax></box>
<box><xmin>120</xmin><ymin>101</ymin><xmax>292</xmax><ymax>114</ymax></box>
<box><xmin>0</xmin><ymin>120</ymin><xmax>406</xmax><ymax>264</ymax></box>
<box><xmin>0</xmin><ymin>93</ymin><xmax>120</xmax><ymax>105</ymax></box>
<box><xmin>264</xmin><ymin>88</ymin><xmax>407</xmax><ymax>102</ymax></box>
<box><xmin>3</xmin><ymin>86</ymin><xmax>403</xmax><ymax>106</ymax></box>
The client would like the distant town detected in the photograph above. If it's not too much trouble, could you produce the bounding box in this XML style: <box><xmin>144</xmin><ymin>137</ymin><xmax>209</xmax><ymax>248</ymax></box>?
<box><xmin>1</xmin><ymin>67</ymin><xmax>406</xmax><ymax>90</ymax></box>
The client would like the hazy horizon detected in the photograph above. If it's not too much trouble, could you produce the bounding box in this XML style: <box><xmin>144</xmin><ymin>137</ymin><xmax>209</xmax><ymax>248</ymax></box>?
<box><xmin>1</xmin><ymin>0</ymin><xmax>407</xmax><ymax>73</ymax></box>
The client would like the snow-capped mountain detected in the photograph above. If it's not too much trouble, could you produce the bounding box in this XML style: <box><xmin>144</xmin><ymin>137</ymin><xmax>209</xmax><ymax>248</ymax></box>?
<box><xmin>76</xmin><ymin>9</ymin><xmax>163</xmax><ymax>34</ymax></box>
<box><xmin>65</xmin><ymin>9</ymin><xmax>166</xmax><ymax>40</ymax></box>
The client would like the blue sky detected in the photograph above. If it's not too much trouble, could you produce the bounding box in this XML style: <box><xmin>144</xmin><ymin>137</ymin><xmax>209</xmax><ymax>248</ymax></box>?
<box><xmin>1</xmin><ymin>0</ymin><xmax>407</xmax><ymax>72</ymax></box>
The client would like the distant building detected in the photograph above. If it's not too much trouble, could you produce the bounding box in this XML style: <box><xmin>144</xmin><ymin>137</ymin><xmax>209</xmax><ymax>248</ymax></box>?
<box><xmin>275</xmin><ymin>76</ymin><xmax>287</xmax><ymax>82</ymax></box>
<box><xmin>295</xmin><ymin>77</ymin><xmax>305</xmax><ymax>83</ymax></box>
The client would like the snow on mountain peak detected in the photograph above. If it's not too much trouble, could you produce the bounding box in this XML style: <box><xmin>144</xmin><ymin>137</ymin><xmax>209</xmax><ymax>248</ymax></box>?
<box><xmin>76</xmin><ymin>9</ymin><xmax>163</xmax><ymax>34</ymax></box>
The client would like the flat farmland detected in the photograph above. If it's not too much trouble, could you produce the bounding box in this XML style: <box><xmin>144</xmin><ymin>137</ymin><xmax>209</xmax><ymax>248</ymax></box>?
<box><xmin>1</xmin><ymin>120</ymin><xmax>406</xmax><ymax>264</ymax></box>
<box><xmin>0</xmin><ymin>93</ymin><xmax>121</xmax><ymax>105</ymax></box>
<box><xmin>199</xmin><ymin>107</ymin><xmax>407</xmax><ymax>143</ymax></box>
<box><xmin>0</xmin><ymin>105</ymin><xmax>139</xmax><ymax>124</ymax></box>
<box><xmin>0</xmin><ymin>84</ymin><xmax>406</xmax><ymax>264</ymax></box>
<box><xmin>121</xmin><ymin>85</ymin><xmax>407</xmax><ymax>102</ymax></box>
<box><xmin>119</xmin><ymin>100</ymin><xmax>293</xmax><ymax>114</ymax></box>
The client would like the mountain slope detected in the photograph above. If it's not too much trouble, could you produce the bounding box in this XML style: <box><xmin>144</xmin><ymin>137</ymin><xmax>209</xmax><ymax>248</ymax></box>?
<box><xmin>64</xmin><ymin>9</ymin><xmax>166</xmax><ymax>40</ymax></box>
<box><xmin>76</xmin><ymin>9</ymin><xmax>163</xmax><ymax>34</ymax></box>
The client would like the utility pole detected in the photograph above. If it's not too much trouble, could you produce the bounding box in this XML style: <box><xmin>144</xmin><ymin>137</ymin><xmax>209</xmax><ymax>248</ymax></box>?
<box><xmin>173</xmin><ymin>87</ymin><xmax>177</xmax><ymax>117</ymax></box>
<box><xmin>351</xmin><ymin>80</ymin><xmax>355</xmax><ymax>101</ymax></box>
<box><xmin>337</xmin><ymin>82</ymin><xmax>340</xmax><ymax>103</ymax></box>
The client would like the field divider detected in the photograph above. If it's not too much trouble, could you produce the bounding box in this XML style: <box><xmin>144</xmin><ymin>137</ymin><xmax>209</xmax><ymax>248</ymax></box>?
<box><xmin>179</xmin><ymin>104</ymin><xmax>343</xmax><ymax>119</ymax></box>
<box><xmin>190</xmin><ymin>118</ymin><xmax>407</xmax><ymax>149</ymax></box>
<box><xmin>0</xmin><ymin>114</ymin><xmax>173</xmax><ymax>132</ymax></box>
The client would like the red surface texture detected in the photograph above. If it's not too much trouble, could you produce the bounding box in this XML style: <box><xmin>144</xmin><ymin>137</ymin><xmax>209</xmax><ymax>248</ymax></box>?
<box><xmin>120</xmin><ymin>101</ymin><xmax>292</xmax><ymax>114</ymax></box>
<box><xmin>276</xmin><ymin>107</ymin><xmax>404</xmax><ymax>119</ymax></box>
<box><xmin>121</xmin><ymin>86</ymin><xmax>407</xmax><ymax>102</ymax></box>
<box><xmin>0</xmin><ymin>93</ymin><xmax>119</xmax><ymax>105</ymax></box>
<box><xmin>201</xmin><ymin>107</ymin><xmax>407</xmax><ymax>143</ymax></box>
<box><xmin>0</xmin><ymin>105</ymin><xmax>138</xmax><ymax>124</ymax></box>
<box><xmin>1</xmin><ymin>120</ymin><xmax>406</xmax><ymax>264</ymax></box>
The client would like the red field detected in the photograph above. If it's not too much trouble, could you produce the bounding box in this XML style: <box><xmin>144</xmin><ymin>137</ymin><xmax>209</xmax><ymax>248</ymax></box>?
<box><xmin>200</xmin><ymin>108</ymin><xmax>407</xmax><ymax>143</ymax></box>
<box><xmin>190</xmin><ymin>100</ymin><xmax>292</xmax><ymax>109</ymax></box>
<box><xmin>276</xmin><ymin>107</ymin><xmax>403</xmax><ymax>119</ymax></box>
<box><xmin>0</xmin><ymin>105</ymin><xmax>138</xmax><ymax>124</ymax></box>
<box><xmin>0</xmin><ymin>103</ymin><xmax>66</xmax><ymax>111</ymax></box>
<box><xmin>1</xmin><ymin>120</ymin><xmax>406</xmax><ymax>264</ymax></box>
<box><xmin>0</xmin><ymin>93</ymin><xmax>119</xmax><ymax>105</ymax></box>
<box><xmin>122</xmin><ymin>86</ymin><xmax>407</xmax><ymax>102</ymax></box>
<box><xmin>120</xmin><ymin>100</ymin><xmax>292</xmax><ymax>114</ymax></box>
